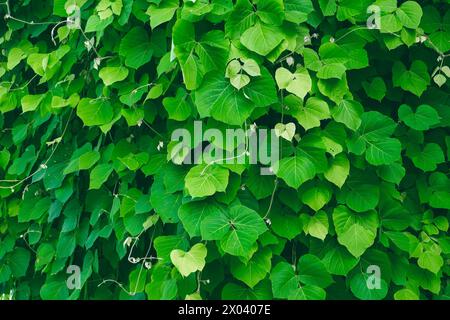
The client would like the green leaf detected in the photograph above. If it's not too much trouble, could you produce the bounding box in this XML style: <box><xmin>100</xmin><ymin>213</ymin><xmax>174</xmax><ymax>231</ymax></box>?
<box><xmin>21</xmin><ymin>94</ymin><xmax>46</xmax><ymax>113</ymax></box>
<box><xmin>89</xmin><ymin>163</ymin><xmax>113</xmax><ymax>189</ymax></box>
<box><xmin>331</xmin><ymin>100</ymin><xmax>363</xmax><ymax>131</ymax></box>
<box><xmin>99</xmin><ymin>66</ymin><xmax>129</xmax><ymax>86</ymax></box>
<box><xmin>301</xmin><ymin>183</ymin><xmax>332</xmax><ymax>211</ymax></box>
<box><xmin>242</xmin><ymin>67</ymin><xmax>278</xmax><ymax>106</ymax></box>
<box><xmin>274</xmin><ymin>122</ymin><xmax>296</xmax><ymax>141</ymax></box>
<box><xmin>302</xmin><ymin>211</ymin><xmax>329</xmax><ymax>241</ymax></box>
<box><xmin>195</xmin><ymin>73</ymin><xmax>255</xmax><ymax>125</ymax></box>
<box><xmin>230</xmin><ymin>74</ymin><xmax>250</xmax><ymax>90</ymax></box>
<box><xmin>271</xmin><ymin>210</ymin><xmax>303</xmax><ymax>240</ymax></box>
<box><xmin>398</xmin><ymin>104</ymin><xmax>440</xmax><ymax>131</ymax></box>
<box><xmin>293</xmin><ymin>97</ymin><xmax>330</xmax><ymax>131</ymax></box>
<box><xmin>154</xmin><ymin>235</ymin><xmax>189</xmax><ymax>262</ymax></box>
<box><xmin>317</xmin><ymin>63</ymin><xmax>346</xmax><ymax>80</ymax></box>
<box><xmin>147</xmin><ymin>0</ymin><xmax>179</xmax><ymax>29</ymax></box>
<box><xmin>163</xmin><ymin>88</ymin><xmax>192</xmax><ymax>121</ymax></box>
<box><xmin>396</xmin><ymin>1</ymin><xmax>423</xmax><ymax>29</ymax></box>
<box><xmin>8</xmin><ymin>248</ymin><xmax>30</xmax><ymax>277</ymax></box>
<box><xmin>119</xmin><ymin>27</ymin><xmax>153</xmax><ymax>69</ymax></box>
<box><xmin>256</xmin><ymin>0</ymin><xmax>285</xmax><ymax>26</ymax></box>
<box><xmin>185</xmin><ymin>164</ymin><xmax>229</xmax><ymax>198</ymax></box>
<box><xmin>417</xmin><ymin>249</ymin><xmax>443</xmax><ymax>274</ymax></box>
<box><xmin>319</xmin><ymin>0</ymin><xmax>336</xmax><ymax>16</ymax></box>
<box><xmin>173</xmin><ymin>20</ymin><xmax>229</xmax><ymax>90</ymax></box>
<box><xmin>321</xmin><ymin>241</ymin><xmax>359</xmax><ymax>275</ymax></box>
<box><xmin>297</xmin><ymin>254</ymin><xmax>333</xmax><ymax>288</ymax></box>
<box><xmin>324</xmin><ymin>154</ymin><xmax>350</xmax><ymax>188</ymax></box>
<box><xmin>408</xmin><ymin>143</ymin><xmax>445</xmax><ymax>172</ymax></box>
<box><xmin>350</xmin><ymin>273</ymin><xmax>388</xmax><ymax>300</ymax></box>
<box><xmin>276</xmin><ymin>154</ymin><xmax>316</xmax><ymax>189</ymax></box>
<box><xmin>77</xmin><ymin>98</ymin><xmax>113</xmax><ymax>126</ymax></box>
<box><xmin>240</xmin><ymin>21</ymin><xmax>284</xmax><ymax>56</ymax></box>
<box><xmin>332</xmin><ymin>206</ymin><xmax>379</xmax><ymax>258</ymax></box>
<box><xmin>178</xmin><ymin>200</ymin><xmax>225</xmax><ymax>237</ymax></box>
<box><xmin>271</xmin><ymin>261</ymin><xmax>326</xmax><ymax>300</ymax></box>
<box><xmin>284</xmin><ymin>0</ymin><xmax>313</xmax><ymax>23</ymax></box>
<box><xmin>365</xmin><ymin>138</ymin><xmax>402</xmax><ymax>166</ymax></box>
<box><xmin>222</xmin><ymin>280</ymin><xmax>272</xmax><ymax>300</ymax></box>
<box><xmin>79</xmin><ymin>151</ymin><xmax>100</xmax><ymax>170</ymax></box>
<box><xmin>230</xmin><ymin>248</ymin><xmax>272</xmax><ymax>288</ymax></box>
<box><xmin>40</xmin><ymin>278</ymin><xmax>69</xmax><ymax>300</ymax></box>
<box><xmin>362</xmin><ymin>77</ymin><xmax>387</xmax><ymax>102</ymax></box>
<box><xmin>394</xmin><ymin>288</ymin><xmax>419</xmax><ymax>300</ymax></box>
<box><xmin>392</xmin><ymin>60</ymin><xmax>430</xmax><ymax>97</ymax></box>
<box><xmin>339</xmin><ymin>182</ymin><xmax>380</xmax><ymax>212</ymax></box>
<box><xmin>275</xmin><ymin>67</ymin><xmax>312</xmax><ymax>99</ymax></box>
<box><xmin>201</xmin><ymin>205</ymin><xmax>267</xmax><ymax>257</ymax></box>
<box><xmin>170</xmin><ymin>243</ymin><xmax>207</xmax><ymax>277</ymax></box>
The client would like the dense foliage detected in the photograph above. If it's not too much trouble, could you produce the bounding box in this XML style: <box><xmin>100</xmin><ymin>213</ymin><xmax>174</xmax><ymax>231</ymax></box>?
<box><xmin>0</xmin><ymin>0</ymin><xmax>449</xmax><ymax>300</ymax></box>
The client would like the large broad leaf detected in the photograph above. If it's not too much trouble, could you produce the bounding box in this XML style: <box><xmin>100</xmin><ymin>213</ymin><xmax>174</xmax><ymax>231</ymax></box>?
<box><xmin>284</xmin><ymin>0</ymin><xmax>314</xmax><ymax>23</ymax></box>
<box><xmin>170</xmin><ymin>243</ymin><xmax>207</xmax><ymax>277</ymax></box>
<box><xmin>301</xmin><ymin>183</ymin><xmax>332</xmax><ymax>211</ymax></box>
<box><xmin>293</xmin><ymin>97</ymin><xmax>330</xmax><ymax>131</ymax></box>
<box><xmin>185</xmin><ymin>164</ymin><xmax>229</xmax><ymax>198</ymax></box>
<box><xmin>271</xmin><ymin>261</ymin><xmax>326</xmax><ymax>300</ymax></box>
<box><xmin>297</xmin><ymin>254</ymin><xmax>333</xmax><ymax>288</ymax></box>
<box><xmin>174</xmin><ymin>20</ymin><xmax>229</xmax><ymax>90</ymax></box>
<box><xmin>195</xmin><ymin>73</ymin><xmax>255</xmax><ymax>125</ymax></box>
<box><xmin>275</xmin><ymin>153</ymin><xmax>316</xmax><ymax>189</ymax></box>
<box><xmin>178</xmin><ymin>200</ymin><xmax>225</xmax><ymax>237</ymax></box>
<box><xmin>200</xmin><ymin>205</ymin><xmax>267</xmax><ymax>257</ymax></box>
<box><xmin>331</xmin><ymin>100</ymin><xmax>363</xmax><ymax>131</ymax></box>
<box><xmin>275</xmin><ymin>67</ymin><xmax>312</xmax><ymax>100</ymax></box>
<box><xmin>271</xmin><ymin>209</ymin><xmax>303</xmax><ymax>240</ymax></box>
<box><xmin>256</xmin><ymin>0</ymin><xmax>285</xmax><ymax>26</ymax></box>
<box><xmin>40</xmin><ymin>278</ymin><xmax>69</xmax><ymax>300</ymax></box>
<box><xmin>163</xmin><ymin>88</ymin><xmax>192</xmax><ymax>121</ymax></box>
<box><xmin>7</xmin><ymin>247</ymin><xmax>30</xmax><ymax>277</ymax></box>
<box><xmin>332</xmin><ymin>206</ymin><xmax>379</xmax><ymax>258</ymax></box>
<box><xmin>338</xmin><ymin>178</ymin><xmax>380</xmax><ymax>212</ymax></box>
<box><xmin>321</xmin><ymin>241</ymin><xmax>359</xmax><ymax>276</ymax></box>
<box><xmin>222</xmin><ymin>281</ymin><xmax>272</xmax><ymax>300</ymax></box>
<box><xmin>350</xmin><ymin>273</ymin><xmax>389</xmax><ymax>300</ymax></box>
<box><xmin>417</xmin><ymin>249</ymin><xmax>444</xmax><ymax>274</ymax></box>
<box><xmin>398</xmin><ymin>104</ymin><xmax>440</xmax><ymax>131</ymax></box>
<box><xmin>349</xmin><ymin>111</ymin><xmax>400</xmax><ymax>166</ymax></box>
<box><xmin>324</xmin><ymin>153</ymin><xmax>350</xmax><ymax>188</ymax></box>
<box><xmin>147</xmin><ymin>0</ymin><xmax>179</xmax><ymax>29</ymax></box>
<box><xmin>358</xmin><ymin>111</ymin><xmax>397</xmax><ymax>140</ymax></box>
<box><xmin>407</xmin><ymin>143</ymin><xmax>445</xmax><ymax>172</ymax></box>
<box><xmin>119</xmin><ymin>27</ymin><xmax>153</xmax><ymax>69</ymax></box>
<box><xmin>319</xmin><ymin>0</ymin><xmax>337</xmax><ymax>16</ymax></box>
<box><xmin>99</xmin><ymin>66</ymin><xmax>129</xmax><ymax>86</ymax></box>
<box><xmin>240</xmin><ymin>21</ymin><xmax>284</xmax><ymax>56</ymax></box>
<box><xmin>365</xmin><ymin>138</ymin><xmax>402</xmax><ymax>166</ymax></box>
<box><xmin>230</xmin><ymin>248</ymin><xmax>272</xmax><ymax>288</ymax></box>
<box><xmin>396</xmin><ymin>1</ymin><xmax>423</xmax><ymax>29</ymax></box>
<box><xmin>89</xmin><ymin>163</ymin><xmax>114</xmax><ymax>189</ymax></box>
<box><xmin>392</xmin><ymin>60</ymin><xmax>430</xmax><ymax>97</ymax></box>
<box><xmin>77</xmin><ymin>98</ymin><xmax>113</xmax><ymax>126</ymax></box>
<box><xmin>242</xmin><ymin>66</ymin><xmax>278</xmax><ymax>107</ymax></box>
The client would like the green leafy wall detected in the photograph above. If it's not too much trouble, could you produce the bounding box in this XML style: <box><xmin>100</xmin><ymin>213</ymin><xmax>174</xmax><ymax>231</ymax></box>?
<box><xmin>0</xmin><ymin>0</ymin><xmax>449</xmax><ymax>300</ymax></box>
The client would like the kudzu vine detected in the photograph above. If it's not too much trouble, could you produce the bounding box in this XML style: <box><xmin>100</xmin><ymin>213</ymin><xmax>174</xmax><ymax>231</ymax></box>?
<box><xmin>0</xmin><ymin>0</ymin><xmax>449</xmax><ymax>300</ymax></box>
